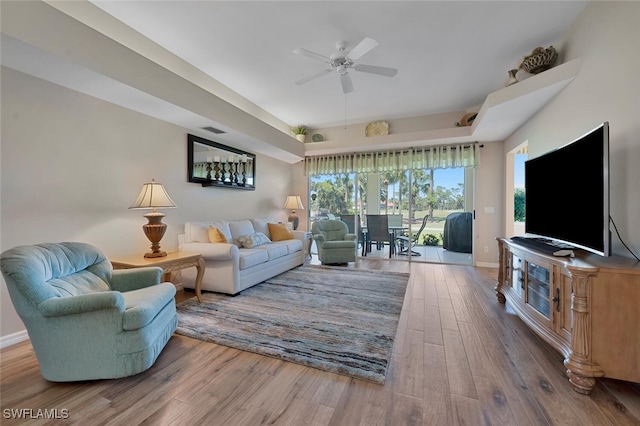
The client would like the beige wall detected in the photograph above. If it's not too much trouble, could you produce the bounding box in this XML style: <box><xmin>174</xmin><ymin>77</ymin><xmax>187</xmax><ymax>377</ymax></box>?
<box><xmin>504</xmin><ymin>1</ymin><xmax>640</xmax><ymax>258</ymax></box>
<box><xmin>473</xmin><ymin>142</ymin><xmax>504</xmax><ymax>267</ymax></box>
<box><xmin>1</xmin><ymin>67</ymin><xmax>295</xmax><ymax>339</ymax></box>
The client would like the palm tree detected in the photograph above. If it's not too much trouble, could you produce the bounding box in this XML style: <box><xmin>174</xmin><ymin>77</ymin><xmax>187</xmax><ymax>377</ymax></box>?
<box><xmin>410</xmin><ymin>169</ymin><xmax>432</xmax><ymax>221</ymax></box>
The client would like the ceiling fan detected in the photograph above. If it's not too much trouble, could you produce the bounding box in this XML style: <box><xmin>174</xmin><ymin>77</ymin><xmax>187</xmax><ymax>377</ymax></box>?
<box><xmin>293</xmin><ymin>37</ymin><xmax>398</xmax><ymax>94</ymax></box>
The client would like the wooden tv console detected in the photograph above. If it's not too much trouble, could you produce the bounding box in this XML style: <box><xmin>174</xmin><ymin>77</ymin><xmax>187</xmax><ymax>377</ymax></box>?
<box><xmin>495</xmin><ymin>237</ymin><xmax>640</xmax><ymax>394</ymax></box>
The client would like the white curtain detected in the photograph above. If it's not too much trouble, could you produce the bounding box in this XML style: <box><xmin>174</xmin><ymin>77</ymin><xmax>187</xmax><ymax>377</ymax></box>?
<box><xmin>304</xmin><ymin>143</ymin><xmax>480</xmax><ymax>176</ymax></box>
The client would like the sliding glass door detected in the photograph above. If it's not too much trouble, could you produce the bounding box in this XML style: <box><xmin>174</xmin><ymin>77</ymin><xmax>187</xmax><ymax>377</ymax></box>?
<box><xmin>308</xmin><ymin>167</ymin><xmax>472</xmax><ymax>264</ymax></box>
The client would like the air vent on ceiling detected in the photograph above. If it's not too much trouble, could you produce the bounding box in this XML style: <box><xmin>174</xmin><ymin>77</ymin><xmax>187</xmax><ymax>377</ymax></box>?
<box><xmin>201</xmin><ymin>126</ymin><xmax>226</xmax><ymax>134</ymax></box>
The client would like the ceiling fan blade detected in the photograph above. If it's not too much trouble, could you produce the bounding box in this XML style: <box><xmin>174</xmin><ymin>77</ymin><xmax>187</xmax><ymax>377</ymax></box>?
<box><xmin>347</xmin><ymin>37</ymin><xmax>379</xmax><ymax>60</ymax></box>
<box><xmin>340</xmin><ymin>72</ymin><xmax>353</xmax><ymax>94</ymax></box>
<box><xmin>295</xmin><ymin>69</ymin><xmax>333</xmax><ymax>85</ymax></box>
<box><xmin>293</xmin><ymin>48</ymin><xmax>331</xmax><ymax>63</ymax></box>
<box><xmin>354</xmin><ymin>64</ymin><xmax>398</xmax><ymax>77</ymax></box>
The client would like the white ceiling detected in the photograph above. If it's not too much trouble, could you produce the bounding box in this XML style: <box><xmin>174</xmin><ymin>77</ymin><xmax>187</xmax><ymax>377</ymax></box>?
<box><xmin>1</xmin><ymin>1</ymin><xmax>589</xmax><ymax>160</ymax></box>
<box><xmin>88</xmin><ymin>0</ymin><xmax>588</xmax><ymax>129</ymax></box>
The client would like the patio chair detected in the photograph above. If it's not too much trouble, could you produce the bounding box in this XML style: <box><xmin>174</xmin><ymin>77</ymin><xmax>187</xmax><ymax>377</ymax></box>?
<box><xmin>397</xmin><ymin>214</ymin><xmax>429</xmax><ymax>256</ymax></box>
<box><xmin>365</xmin><ymin>214</ymin><xmax>396</xmax><ymax>258</ymax></box>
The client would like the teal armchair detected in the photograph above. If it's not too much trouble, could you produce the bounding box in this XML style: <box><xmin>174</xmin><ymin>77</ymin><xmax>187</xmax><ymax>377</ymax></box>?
<box><xmin>311</xmin><ymin>220</ymin><xmax>357</xmax><ymax>264</ymax></box>
<box><xmin>0</xmin><ymin>242</ymin><xmax>177</xmax><ymax>382</ymax></box>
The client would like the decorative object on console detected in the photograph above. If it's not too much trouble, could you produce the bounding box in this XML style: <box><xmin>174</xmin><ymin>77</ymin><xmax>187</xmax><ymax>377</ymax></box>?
<box><xmin>365</xmin><ymin>120</ymin><xmax>389</xmax><ymax>137</ymax></box>
<box><xmin>283</xmin><ymin>195</ymin><xmax>305</xmax><ymax>230</ymax></box>
<box><xmin>129</xmin><ymin>179</ymin><xmax>176</xmax><ymax>258</ymax></box>
<box><xmin>505</xmin><ymin>68</ymin><xmax>519</xmax><ymax>86</ymax></box>
<box><xmin>187</xmin><ymin>134</ymin><xmax>256</xmax><ymax>190</ymax></box>
<box><xmin>520</xmin><ymin>46</ymin><xmax>558</xmax><ymax>74</ymax></box>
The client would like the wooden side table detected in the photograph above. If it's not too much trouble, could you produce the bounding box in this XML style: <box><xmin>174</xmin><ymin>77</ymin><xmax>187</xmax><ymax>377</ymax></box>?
<box><xmin>111</xmin><ymin>251</ymin><xmax>206</xmax><ymax>303</ymax></box>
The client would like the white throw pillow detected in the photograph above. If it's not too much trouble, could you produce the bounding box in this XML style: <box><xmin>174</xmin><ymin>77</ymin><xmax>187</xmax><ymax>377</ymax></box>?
<box><xmin>237</xmin><ymin>232</ymin><xmax>272</xmax><ymax>248</ymax></box>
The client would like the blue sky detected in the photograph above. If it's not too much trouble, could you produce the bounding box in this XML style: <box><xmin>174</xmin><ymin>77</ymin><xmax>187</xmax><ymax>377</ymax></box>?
<box><xmin>514</xmin><ymin>154</ymin><xmax>526</xmax><ymax>188</ymax></box>
<box><xmin>433</xmin><ymin>168</ymin><xmax>463</xmax><ymax>189</ymax></box>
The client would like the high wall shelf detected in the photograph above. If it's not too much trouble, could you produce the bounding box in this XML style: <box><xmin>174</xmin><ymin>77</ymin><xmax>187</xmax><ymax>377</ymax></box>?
<box><xmin>305</xmin><ymin>59</ymin><xmax>581</xmax><ymax>155</ymax></box>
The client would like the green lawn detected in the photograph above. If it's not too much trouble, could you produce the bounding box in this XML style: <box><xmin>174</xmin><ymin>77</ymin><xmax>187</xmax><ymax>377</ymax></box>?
<box><xmin>400</xmin><ymin>209</ymin><xmax>464</xmax><ymax>245</ymax></box>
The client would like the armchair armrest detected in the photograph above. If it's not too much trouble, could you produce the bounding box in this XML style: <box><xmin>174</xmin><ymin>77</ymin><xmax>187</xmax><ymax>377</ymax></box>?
<box><xmin>313</xmin><ymin>234</ymin><xmax>326</xmax><ymax>243</ymax></box>
<box><xmin>110</xmin><ymin>267</ymin><xmax>162</xmax><ymax>292</ymax></box>
<box><xmin>38</xmin><ymin>292</ymin><xmax>125</xmax><ymax>317</ymax></box>
<box><xmin>345</xmin><ymin>233</ymin><xmax>357</xmax><ymax>241</ymax></box>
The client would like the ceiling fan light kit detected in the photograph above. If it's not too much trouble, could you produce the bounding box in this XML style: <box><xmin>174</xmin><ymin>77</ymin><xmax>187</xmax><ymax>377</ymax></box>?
<box><xmin>293</xmin><ymin>37</ymin><xmax>398</xmax><ymax>94</ymax></box>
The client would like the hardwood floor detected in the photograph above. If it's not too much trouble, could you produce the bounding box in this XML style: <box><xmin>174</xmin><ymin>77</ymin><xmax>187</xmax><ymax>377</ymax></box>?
<box><xmin>2</xmin><ymin>259</ymin><xmax>639</xmax><ymax>425</ymax></box>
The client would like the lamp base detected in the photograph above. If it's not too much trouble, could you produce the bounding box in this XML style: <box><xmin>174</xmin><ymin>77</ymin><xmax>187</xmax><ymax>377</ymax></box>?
<box><xmin>288</xmin><ymin>212</ymin><xmax>299</xmax><ymax>230</ymax></box>
<box><xmin>142</xmin><ymin>211</ymin><xmax>168</xmax><ymax>258</ymax></box>
<box><xmin>144</xmin><ymin>250</ymin><xmax>167</xmax><ymax>258</ymax></box>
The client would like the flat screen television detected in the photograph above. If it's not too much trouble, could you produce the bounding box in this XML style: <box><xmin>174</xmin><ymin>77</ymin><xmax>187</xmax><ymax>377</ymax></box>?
<box><xmin>524</xmin><ymin>122</ymin><xmax>610</xmax><ymax>256</ymax></box>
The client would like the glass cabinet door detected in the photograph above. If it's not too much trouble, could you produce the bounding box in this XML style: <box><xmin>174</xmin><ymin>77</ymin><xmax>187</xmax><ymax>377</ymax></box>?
<box><xmin>511</xmin><ymin>254</ymin><xmax>524</xmax><ymax>298</ymax></box>
<box><xmin>526</xmin><ymin>261</ymin><xmax>551</xmax><ymax>318</ymax></box>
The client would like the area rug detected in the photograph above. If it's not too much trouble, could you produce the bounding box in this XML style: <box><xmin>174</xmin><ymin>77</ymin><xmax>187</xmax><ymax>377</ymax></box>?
<box><xmin>175</xmin><ymin>265</ymin><xmax>409</xmax><ymax>384</ymax></box>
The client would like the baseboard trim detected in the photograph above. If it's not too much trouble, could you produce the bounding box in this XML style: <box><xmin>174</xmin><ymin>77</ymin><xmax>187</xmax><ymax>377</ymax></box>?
<box><xmin>0</xmin><ymin>330</ymin><xmax>29</xmax><ymax>349</ymax></box>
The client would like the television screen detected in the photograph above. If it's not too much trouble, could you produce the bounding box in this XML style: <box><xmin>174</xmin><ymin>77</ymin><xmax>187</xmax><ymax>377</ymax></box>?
<box><xmin>525</xmin><ymin>122</ymin><xmax>610</xmax><ymax>256</ymax></box>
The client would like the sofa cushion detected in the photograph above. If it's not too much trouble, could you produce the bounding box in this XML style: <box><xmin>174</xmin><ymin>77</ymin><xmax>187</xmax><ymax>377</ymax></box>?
<box><xmin>322</xmin><ymin>240</ymin><xmax>356</xmax><ymax>249</ymax></box>
<box><xmin>274</xmin><ymin>239</ymin><xmax>303</xmax><ymax>255</ymax></box>
<box><xmin>121</xmin><ymin>283</ymin><xmax>176</xmax><ymax>330</ymax></box>
<box><xmin>268</xmin><ymin>223</ymin><xmax>294</xmax><ymax>241</ymax></box>
<box><xmin>229</xmin><ymin>220</ymin><xmax>255</xmax><ymax>244</ymax></box>
<box><xmin>238</xmin><ymin>249</ymin><xmax>269</xmax><ymax>270</ymax></box>
<box><xmin>251</xmin><ymin>217</ymin><xmax>276</xmax><ymax>239</ymax></box>
<box><xmin>255</xmin><ymin>243</ymin><xmax>288</xmax><ymax>260</ymax></box>
<box><xmin>237</xmin><ymin>232</ymin><xmax>271</xmax><ymax>249</ymax></box>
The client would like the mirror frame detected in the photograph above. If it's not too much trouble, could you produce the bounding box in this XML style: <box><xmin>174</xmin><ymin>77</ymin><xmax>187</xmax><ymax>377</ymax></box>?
<box><xmin>187</xmin><ymin>134</ymin><xmax>256</xmax><ymax>190</ymax></box>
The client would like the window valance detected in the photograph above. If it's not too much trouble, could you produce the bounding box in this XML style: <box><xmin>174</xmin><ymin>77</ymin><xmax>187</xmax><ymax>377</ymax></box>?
<box><xmin>304</xmin><ymin>143</ymin><xmax>480</xmax><ymax>176</ymax></box>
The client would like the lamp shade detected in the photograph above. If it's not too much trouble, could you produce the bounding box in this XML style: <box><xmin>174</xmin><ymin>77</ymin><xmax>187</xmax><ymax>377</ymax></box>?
<box><xmin>129</xmin><ymin>179</ymin><xmax>176</xmax><ymax>210</ymax></box>
<box><xmin>283</xmin><ymin>195</ymin><xmax>304</xmax><ymax>210</ymax></box>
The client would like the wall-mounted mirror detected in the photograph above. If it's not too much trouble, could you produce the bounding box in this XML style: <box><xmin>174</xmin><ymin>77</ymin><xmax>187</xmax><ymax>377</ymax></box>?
<box><xmin>188</xmin><ymin>134</ymin><xmax>256</xmax><ymax>190</ymax></box>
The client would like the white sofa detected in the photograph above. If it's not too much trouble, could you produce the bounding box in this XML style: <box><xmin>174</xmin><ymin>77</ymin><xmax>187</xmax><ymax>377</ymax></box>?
<box><xmin>178</xmin><ymin>218</ymin><xmax>306</xmax><ymax>295</ymax></box>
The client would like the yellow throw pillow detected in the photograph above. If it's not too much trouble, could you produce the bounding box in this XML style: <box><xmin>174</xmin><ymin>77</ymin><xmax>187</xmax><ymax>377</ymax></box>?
<box><xmin>268</xmin><ymin>223</ymin><xmax>294</xmax><ymax>242</ymax></box>
<box><xmin>208</xmin><ymin>226</ymin><xmax>228</xmax><ymax>243</ymax></box>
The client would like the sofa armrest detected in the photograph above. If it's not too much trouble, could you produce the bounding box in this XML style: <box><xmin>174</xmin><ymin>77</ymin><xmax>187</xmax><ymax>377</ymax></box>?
<box><xmin>110</xmin><ymin>267</ymin><xmax>163</xmax><ymax>292</ymax></box>
<box><xmin>38</xmin><ymin>292</ymin><xmax>125</xmax><ymax>317</ymax></box>
<box><xmin>290</xmin><ymin>230</ymin><xmax>307</xmax><ymax>242</ymax></box>
<box><xmin>180</xmin><ymin>242</ymin><xmax>239</xmax><ymax>261</ymax></box>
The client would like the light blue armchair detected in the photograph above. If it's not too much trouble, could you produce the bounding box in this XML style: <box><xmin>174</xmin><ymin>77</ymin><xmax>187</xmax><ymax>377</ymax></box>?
<box><xmin>0</xmin><ymin>242</ymin><xmax>177</xmax><ymax>382</ymax></box>
<box><xmin>311</xmin><ymin>219</ymin><xmax>357</xmax><ymax>264</ymax></box>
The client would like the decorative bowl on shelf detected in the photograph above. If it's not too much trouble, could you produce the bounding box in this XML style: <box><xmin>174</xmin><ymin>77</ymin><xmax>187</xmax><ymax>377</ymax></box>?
<box><xmin>520</xmin><ymin>46</ymin><xmax>558</xmax><ymax>74</ymax></box>
<box><xmin>365</xmin><ymin>121</ymin><xmax>389</xmax><ymax>137</ymax></box>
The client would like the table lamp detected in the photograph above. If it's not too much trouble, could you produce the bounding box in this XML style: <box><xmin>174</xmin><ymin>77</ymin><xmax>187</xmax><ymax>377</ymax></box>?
<box><xmin>129</xmin><ymin>179</ymin><xmax>176</xmax><ymax>258</ymax></box>
<box><xmin>283</xmin><ymin>195</ymin><xmax>304</xmax><ymax>230</ymax></box>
